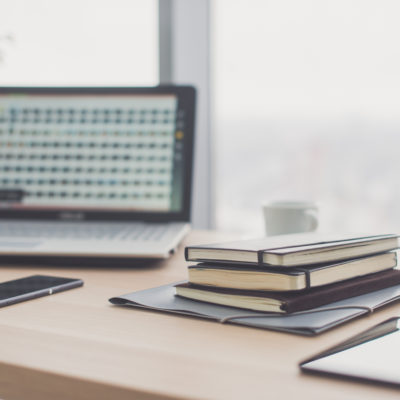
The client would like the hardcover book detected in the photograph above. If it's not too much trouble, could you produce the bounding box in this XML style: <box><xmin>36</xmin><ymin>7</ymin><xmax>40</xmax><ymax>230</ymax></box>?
<box><xmin>175</xmin><ymin>269</ymin><xmax>400</xmax><ymax>313</ymax></box>
<box><xmin>187</xmin><ymin>252</ymin><xmax>397</xmax><ymax>291</ymax></box>
<box><xmin>185</xmin><ymin>233</ymin><xmax>399</xmax><ymax>267</ymax></box>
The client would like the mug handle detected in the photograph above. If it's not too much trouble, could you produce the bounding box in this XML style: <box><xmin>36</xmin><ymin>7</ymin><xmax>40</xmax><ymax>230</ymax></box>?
<box><xmin>305</xmin><ymin>209</ymin><xmax>318</xmax><ymax>232</ymax></box>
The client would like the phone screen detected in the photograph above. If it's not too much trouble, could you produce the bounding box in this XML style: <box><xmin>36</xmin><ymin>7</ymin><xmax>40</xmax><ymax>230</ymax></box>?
<box><xmin>0</xmin><ymin>275</ymin><xmax>81</xmax><ymax>300</ymax></box>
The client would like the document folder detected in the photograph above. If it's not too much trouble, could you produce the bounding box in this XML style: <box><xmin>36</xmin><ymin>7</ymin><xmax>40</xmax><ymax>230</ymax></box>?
<box><xmin>109</xmin><ymin>282</ymin><xmax>400</xmax><ymax>336</ymax></box>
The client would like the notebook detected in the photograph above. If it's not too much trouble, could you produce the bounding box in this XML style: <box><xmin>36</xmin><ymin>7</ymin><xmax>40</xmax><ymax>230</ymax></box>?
<box><xmin>0</xmin><ymin>86</ymin><xmax>195</xmax><ymax>260</ymax></box>
<box><xmin>175</xmin><ymin>269</ymin><xmax>400</xmax><ymax>313</ymax></box>
<box><xmin>186</xmin><ymin>252</ymin><xmax>397</xmax><ymax>291</ymax></box>
<box><xmin>185</xmin><ymin>233</ymin><xmax>399</xmax><ymax>266</ymax></box>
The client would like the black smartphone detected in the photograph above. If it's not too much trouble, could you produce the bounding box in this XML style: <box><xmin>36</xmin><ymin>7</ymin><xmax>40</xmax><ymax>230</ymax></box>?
<box><xmin>0</xmin><ymin>275</ymin><xmax>83</xmax><ymax>307</ymax></box>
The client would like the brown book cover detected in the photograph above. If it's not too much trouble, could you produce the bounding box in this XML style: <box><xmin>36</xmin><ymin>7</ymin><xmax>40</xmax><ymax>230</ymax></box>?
<box><xmin>176</xmin><ymin>269</ymin><xmax>400</xmax><ymax>313</ymax></box>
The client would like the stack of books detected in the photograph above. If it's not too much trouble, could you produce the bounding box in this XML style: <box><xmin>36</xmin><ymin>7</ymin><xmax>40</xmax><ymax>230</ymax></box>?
<box><xmin>175</xmin><ymin>233</ymin><xmax>400</xmax><ymax>313</ymax></box>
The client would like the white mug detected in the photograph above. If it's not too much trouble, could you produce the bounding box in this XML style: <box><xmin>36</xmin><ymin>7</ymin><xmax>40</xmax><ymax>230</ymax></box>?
<box><xmin>263</xmin><ymin>201</ymin><xmax>318</xmax><ymax>236</ymax></box>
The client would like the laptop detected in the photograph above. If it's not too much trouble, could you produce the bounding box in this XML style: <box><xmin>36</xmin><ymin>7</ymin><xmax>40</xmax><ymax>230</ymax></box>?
<box><xmin>0</xmin><ymin>86</ymin><xmax>196</xmax><ymax>260</ymax></box>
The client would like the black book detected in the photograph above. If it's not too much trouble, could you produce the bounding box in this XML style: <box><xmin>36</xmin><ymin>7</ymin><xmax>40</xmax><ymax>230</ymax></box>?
<box><xmin>175</xmin><ymin>269</ymin><xmax>400</xmax><ymax>313</ymax></box>
<box><xmin>185</xmin><ymin>233</ymin><xmax>399</xmax><ymax>267</ymax></box>
<box><xmin>187</xmin><ymin>252</ymin><xmax>397</xmax><ymax>291</ymax></box>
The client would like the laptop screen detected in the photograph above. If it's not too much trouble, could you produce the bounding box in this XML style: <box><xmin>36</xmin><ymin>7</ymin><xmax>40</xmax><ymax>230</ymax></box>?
<box><xmin>0</xmin><ymin>87</ymin><xmax>195</xmax><ymax>221</ymax></box>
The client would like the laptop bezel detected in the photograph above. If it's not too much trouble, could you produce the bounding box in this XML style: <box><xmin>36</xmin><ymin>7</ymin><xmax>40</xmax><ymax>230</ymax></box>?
<box><xmin>0</xmin><ymin>85</ymin><xmax>195</xmax><ymax>223</ymax></box>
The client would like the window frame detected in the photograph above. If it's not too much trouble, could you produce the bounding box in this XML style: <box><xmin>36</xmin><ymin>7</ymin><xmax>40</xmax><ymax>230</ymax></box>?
<box><xmin>159</xmin><ymin>0</ymin><xmax>214</xmax><ymax>229</ymax></box>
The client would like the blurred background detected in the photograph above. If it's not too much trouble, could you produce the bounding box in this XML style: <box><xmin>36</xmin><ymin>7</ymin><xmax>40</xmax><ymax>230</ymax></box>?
<box><xmin>2</xmin><ymin>0</ymin><xmax>400</xmax><ymax>236</ymax></box>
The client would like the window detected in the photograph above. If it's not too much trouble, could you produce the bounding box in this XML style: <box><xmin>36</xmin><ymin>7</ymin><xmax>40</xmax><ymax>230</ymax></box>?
<box><xmin>0</xmin><ymin>0</ymin><xmax>158</xmax><ymax>86</ymax></box>
<box><xmin>214</xmin><ymin>0</ymin><xmax>400</xmax><ymax>235</ymax></box>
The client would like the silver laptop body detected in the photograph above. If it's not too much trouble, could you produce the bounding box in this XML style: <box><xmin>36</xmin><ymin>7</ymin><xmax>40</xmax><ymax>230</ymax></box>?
<box><xmin>0</xmin><ymin>86</ymin><xmax>196</xmax><ymax>259</ymax></box>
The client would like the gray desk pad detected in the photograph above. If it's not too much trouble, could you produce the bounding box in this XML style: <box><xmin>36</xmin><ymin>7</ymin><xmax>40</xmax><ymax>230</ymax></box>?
<box><xmin>109</xmin><ymin>282</ymin><xmax>400</xmax><ymax>336</ymax></box>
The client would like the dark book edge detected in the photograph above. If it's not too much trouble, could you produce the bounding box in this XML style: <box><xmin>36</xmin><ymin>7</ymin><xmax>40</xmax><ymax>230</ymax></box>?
<box><xmin>188</xmin><ymin>263</ymin><xmax>303</xmax><ymax>275</ymax></box>
<box><xmin>283</xmin><ymin>270</ymin><xmax>400</xmax><ymax>313</ymax></box>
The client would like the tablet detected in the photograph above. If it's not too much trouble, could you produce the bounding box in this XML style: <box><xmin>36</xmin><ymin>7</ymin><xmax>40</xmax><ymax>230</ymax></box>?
<box><xmin>300</xmin><ymin>317</ymin><xmax>400</xmax><ymax>387</ymax></box>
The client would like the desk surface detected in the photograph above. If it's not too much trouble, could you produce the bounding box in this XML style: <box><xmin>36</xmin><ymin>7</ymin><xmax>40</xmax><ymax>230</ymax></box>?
<box><xmin>0</xmin><ymin>230</ymin><xmax>399</xmax><ymax>400</ymax></box>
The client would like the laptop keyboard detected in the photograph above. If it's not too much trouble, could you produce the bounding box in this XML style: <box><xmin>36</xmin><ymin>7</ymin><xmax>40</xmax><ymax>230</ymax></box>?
<box><xmin>0</xmin><ymin>222</ymin><xmax>174</xmax><ymax>241</ymax></box>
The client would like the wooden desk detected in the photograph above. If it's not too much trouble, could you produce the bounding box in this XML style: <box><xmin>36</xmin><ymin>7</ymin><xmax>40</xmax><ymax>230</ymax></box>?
<box><xmin>0</xmin><ymin>230</ymin><xmax>399</xmax><ymax>400</ymax></box>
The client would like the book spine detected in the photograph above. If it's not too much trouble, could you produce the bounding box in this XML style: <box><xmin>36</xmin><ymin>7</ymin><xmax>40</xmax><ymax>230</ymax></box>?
<box><xmin>257</xmin><ymin>250</ymin><xmax>264</xmax><ymax>265</ymax></box>
<box><xmin>184</xmin><ymin>247</ymin><xmax>190</xmax><ymax>261</ymax></box>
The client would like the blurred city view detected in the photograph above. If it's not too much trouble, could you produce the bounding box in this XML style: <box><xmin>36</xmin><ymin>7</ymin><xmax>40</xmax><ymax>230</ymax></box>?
<box><xmin>214</xmin><ymin>0</ymin><xmax>400</xmax><ymax>236</ymax></box>
<box><xmin>215</xmin><ymin>117</ymin><xmax>400</xmax><ymax>236</ymax></box>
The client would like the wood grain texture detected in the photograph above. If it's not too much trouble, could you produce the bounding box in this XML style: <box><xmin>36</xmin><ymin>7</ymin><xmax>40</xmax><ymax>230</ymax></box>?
<box><xmin>0</xmin><ymin>230</ymin><xmax>398</xmax><ymax>399</ymax></box>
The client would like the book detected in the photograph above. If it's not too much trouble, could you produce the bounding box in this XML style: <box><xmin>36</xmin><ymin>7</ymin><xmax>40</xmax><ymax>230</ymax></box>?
<box><xmin>187</xmin><ymin>252</ymin><xmax>397</xmax><ymax>291</ymax></box>
<box><xmin>175</xmin><ymin>269</ymin><xmax>400</xmax><ymax>313</ymax></box>
<box><xmin>185</xmin><ymin>233</ymin><xmax>399</xmax><ymax>267</ymax></box>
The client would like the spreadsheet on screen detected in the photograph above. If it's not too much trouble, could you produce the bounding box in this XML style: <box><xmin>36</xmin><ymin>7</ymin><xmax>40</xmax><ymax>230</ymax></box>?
<box><xmin>0</xmin><ymin>93</ymin><xmax>185</xmax><ymax>213</ymax></box>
